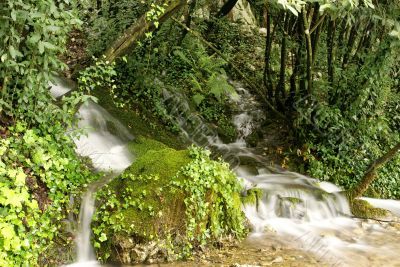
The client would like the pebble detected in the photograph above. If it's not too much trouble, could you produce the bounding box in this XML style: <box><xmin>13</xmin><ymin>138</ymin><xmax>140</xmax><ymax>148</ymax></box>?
<box><xmin>271</xmin><ymin>256</ymin><xmax>283</xmax><ymax>264</ymax></box>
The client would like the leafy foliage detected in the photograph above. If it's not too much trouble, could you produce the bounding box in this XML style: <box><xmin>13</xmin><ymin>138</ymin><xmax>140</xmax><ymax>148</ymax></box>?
<box><xmin>172</xmin><ymin>146</ymin><xmax>246</xmax><ymax>256</ymax></box>
<box><xmin>0</xmin><ymin>0</ymin><xmax>81</xmax><ymax>125</ymax></box>
<box><xmin>0</xmin><ymin>123</ymin><xmax>96</xmax><ymax>266</ymax></box>
<box><xmin>79</xmin><ymin>0</ymin><xmax>150</xmax><ymax>56</ymax></box>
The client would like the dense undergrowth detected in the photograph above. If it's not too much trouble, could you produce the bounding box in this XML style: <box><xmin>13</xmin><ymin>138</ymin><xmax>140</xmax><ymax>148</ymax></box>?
<box><xmin>0</xmin><ymin>122</ymin><xmax>96</xmax><ymax>266</ymax></box>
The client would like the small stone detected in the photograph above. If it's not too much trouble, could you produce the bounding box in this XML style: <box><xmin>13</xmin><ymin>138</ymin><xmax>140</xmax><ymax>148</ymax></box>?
<box><xmin>271</xmin><ymin>245</ymin><xmax>281</xmax><ymax>251</ymax></box>
<box><xmin>271</xmin><ymin>256</ymin><xmax>283</xmax><ymax>264</ymax></box>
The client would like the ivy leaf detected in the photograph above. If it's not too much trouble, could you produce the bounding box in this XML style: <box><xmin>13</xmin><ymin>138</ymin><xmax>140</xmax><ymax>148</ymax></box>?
<box><xmin>43</xmin><ymin>42</ymin><xmax>57</xmax><ymax>50</ymax></box>
<box><xmin>192</xmin><ymin>94</ymin><xmax>205</xmax><ymax>106</ymax></box>
<box><xmin>30</xmin><ymin>34</ymin><xmax>41</xmax><ymax>44</ymax></box>
<box><xmin>38</xmin><ymin>41</ymin><xmax>44</xmax><ymax>54</ymax></box>
<box><xmin>1</xmin><ymin>223</ymin><xmax>15</xmax><ymax>240</ymax></box>
<box><xmin>99</xmin><ymin>233</ymin><xmax>107</xmax><ymax>242</ymax></box>
<box><xmin>15</xmin><ymin>170</ymin><xmax>26</xmax><ymax>187</ymax></box>
<box><xmin>9</xmin><ymin>46</ymin><xmax>17</xmax><ymax>59</ymax></box>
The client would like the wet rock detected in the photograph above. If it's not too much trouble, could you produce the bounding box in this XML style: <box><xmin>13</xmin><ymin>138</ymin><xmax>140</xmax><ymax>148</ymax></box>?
<box><xmin>271</xmin><ymin>244</ymin><xmax>281</xmax><ymax>251</ymax></box>
<box><xmin>271</xmin><ymin>256</ymin><xmax>283</xmax><ymax>264</ymax></box>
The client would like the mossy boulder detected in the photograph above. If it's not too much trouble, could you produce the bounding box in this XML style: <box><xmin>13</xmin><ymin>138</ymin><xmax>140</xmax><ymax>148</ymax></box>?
<box><xmin>350</xmin><ymin>199</ymin><xmax>388</xmax><ymax>219</ymax></box>
<box><xmin>92</xmin><ymin>138</ymin><xmax>247</xmax><ymax>264</ymax></box>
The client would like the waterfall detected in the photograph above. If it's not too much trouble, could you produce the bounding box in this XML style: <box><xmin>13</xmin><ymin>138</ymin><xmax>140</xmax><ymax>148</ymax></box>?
<box><xmin>50</xmin><ymin>81</ymin><xmax>134</xmax><ymax>266</ymax></box>
<box><xmin>51</xmin><ymin>78</ymin><xmax>400</xmax><ymax>267</ymax></box>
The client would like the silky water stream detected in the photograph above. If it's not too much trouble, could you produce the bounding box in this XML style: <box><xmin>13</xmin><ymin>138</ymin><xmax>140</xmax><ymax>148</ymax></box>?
<box><xmin>51</xmin><ymin>79</ymin><xmax>400</xmax><ymax>267</ymax></box>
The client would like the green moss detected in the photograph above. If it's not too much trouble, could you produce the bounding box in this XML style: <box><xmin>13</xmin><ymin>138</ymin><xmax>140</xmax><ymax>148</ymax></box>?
<box><xmin>106</xmin><ymin>145</ymin><xmax>191</xmax><ymax>237</ymax></box>
<box><xmin>350</xmin><ymin>199</ymin><xmax>388</xmax><ymax>218</ymax></box>
<box><xmin>216</xmin><ymin>117</ymin><xmax>238</xmax><ymax>144</ymax></box>
<box><xmin>128</xmin><ymin>136</ymin><xmax>169</xmax><ymax>157</ymax></box>
<box><xmin>283</xmin><ymin>197</ymin><xmax>303</xmax><ymax>205</ymax></box>
<box><xmin>364</xmin><ymin>187</ymin><xmax>381</xmax><ymax>199</ymax></box>
<box><xmin>241</xmin><ymin>188</ymin><xmax>263</xmax><ymax>206</ymax></box>
<box><xmin>93</xmin><ymin>87</ymin><xmax>187</xmax><ymax>149</ymax></box>
<box><xmin>128</xmin><ymin>148</ymin><xmax>191</xmax><ymax>179</ymax></box>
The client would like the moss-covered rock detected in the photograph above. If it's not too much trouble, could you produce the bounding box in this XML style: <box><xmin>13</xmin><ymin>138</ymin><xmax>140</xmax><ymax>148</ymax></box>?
<box><xmin>127</xmin><ymin>136</ymin><xmax>169</xmax><ymax>157</ymax></box>
<box><xmin>93</xmin><ymin>87</ymin><xmax>188</xmax><ymax>149</ymax></box>
<box><xmin>241</xmin><ymin>188</ymin><xmax>263</xmax><ymax>206</ymax></box>
<box><xmin>350</xmin><ymin>199</ymin><xmax>388</xmax><ymax>218</ymax></box>
<box><xmin>92</xmin><ymin>141</ymin><xmax>247</xmax><ymax>264</ymax></box>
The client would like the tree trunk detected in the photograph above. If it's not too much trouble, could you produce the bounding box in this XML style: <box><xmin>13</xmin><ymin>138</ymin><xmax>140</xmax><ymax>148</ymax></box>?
<box><xmin>276</xmin><ymin>13</ymin><xmax>289</xmax><ymax>109</ymax></box>
<box><xmin>302</xmin><ymin>7</ymin><xmax>313</xmax><ymax>95</ymax></box>
<box><xmin>217</xmin><ymin>0</ymin><xmax>239</xmax><ymax>18</ymax></box>
<box><xmin>263</xmin><ymin>4</ymin><xmax>274</xmax><ymax>100</ymax></box>
<box><xmin>351</xmin><ymin>142</ymin><xmax>400</xmax><ymax>198</ymax></box>
<box><xmin>104</xmin><ymin>0</ymin><xmax>185</xmax><ymax>62</ymax></box>
<box><xmin>342</xmin><ymin>23</ymin><xmax>358</xmax><ymax>68</ymax></box>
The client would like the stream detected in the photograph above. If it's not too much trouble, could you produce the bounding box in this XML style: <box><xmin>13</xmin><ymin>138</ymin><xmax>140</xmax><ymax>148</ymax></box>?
<box><xmin>51</xmin><ymin>79</ymin><xmax>400</xmax><ymax>267</ymax></box>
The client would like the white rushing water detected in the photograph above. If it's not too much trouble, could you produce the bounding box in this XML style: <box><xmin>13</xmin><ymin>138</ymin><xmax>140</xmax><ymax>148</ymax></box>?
<box><xmin>51</xmin><ymin>79</ymin><xmax>400</xmax><ymax>267</ymax></box>
<box><xmin>162</xmin><ymin>83</ymin><xmax>400</xmax><ymax>267</ymax></box>
<box><xmin>50</xmin><ymin>81</ymin><xmax>134</xmax><ymax>266</ymax></box>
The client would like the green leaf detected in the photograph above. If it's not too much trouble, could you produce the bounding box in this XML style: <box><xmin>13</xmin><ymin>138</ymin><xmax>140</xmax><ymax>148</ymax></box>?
<box><xmin>30</xmin><ymin>34</ymin><xmax>41</xmax><ymax>44</ymax></box>
<box><xmin>15</xmin><ymin>170</ymin><xmax>26</xmax><ymax>187</ymax></box>
<box><xmin>11</xmin><ymin>10</ymin><xmax>16</xmax><ymax>21</ymax></box>
<box><xmin>99</xmin><ymin>233</ymin><xmax>107</xmax><ymax>242</ymax></box>
<box><xmin>38</xmin><ymin>41</ymin><xmax>44</xmax><ymax>54</ymax></box>
<box><xmin>192</xmin><ymin>94</ymin><xmax>205</xmax><ymax>106</ymax></box>
<box><xmin>9</xmin><ymin>46</ymin><xmax>17</xmax><ymax>59</ymax></box>
<box><xmin>1</xmin><ymin>54</ymin><xmax>7</xmax><ymax>62</ymax></box>
<box><xmin>43</xmin><ymin>42</ymin><xmax>57</xmax><ymax>50</ymax></box>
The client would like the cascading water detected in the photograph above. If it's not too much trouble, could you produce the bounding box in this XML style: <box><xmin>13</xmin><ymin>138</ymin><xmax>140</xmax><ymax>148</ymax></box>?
<box><xmin>50</xmin><ymin>80</ymin><xmax>134</xmax><ymax>266</ymax></box>
<box><xmin>51</xmin><ymin>77</ymin><xmax>400</xmax><ymax>266</ymax></box>
<box><xmin>161</xmin><ymin>82</ymin><xmax>400</xmax><ymax>267</ymax></box>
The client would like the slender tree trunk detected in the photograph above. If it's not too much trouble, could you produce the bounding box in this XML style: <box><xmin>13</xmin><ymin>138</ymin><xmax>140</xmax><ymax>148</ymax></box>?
<box><xmin>302</xmin><ymin>7</ymin><xmax>313</xmax><ymax>95</ymax></box>
<box><xmin>276</xmin><ymin>13</ymin><xmax>289</xmax><ymax>109</ymax></box>
<box><xmin>351</xmin><ymin>142</ymin><xmax>400</xmax><ymax>198</ymax></box>
<box><xmin>288</xmin><ymin>47</ymin><xmax>300</xmax><ymax>108</ymax></box>
<box><xmin>342</xmin><ymin>23</ymin><xmax>358</xmax><ymax>68</ymax></box>
<box><xmin>104</xmin><ymin>0</ymin><xmax>185</xmax><ymax>62</ymax></box>
<box><xmin>310</xmin><ymin>7</ymin><xmax>324</xmax><ymax>65</ymax></box>
<box><xmin>181</xmin><ymin>0</ymin><xmax>197</xmax><ymax>40</ymax></box>
<box><xmin>297</xmin><ymin>16</ymin><xmax>306</xmax><ymax>97</ymax></box>
<box><xmin>263</xmin><ymin>4</ymin><xmax>274</xmax><ymax>100</ymax></box>
<box><xmin>217</xmin><ymin>0</ymin><xmax>239</xmax><ymax>18</ymax></box>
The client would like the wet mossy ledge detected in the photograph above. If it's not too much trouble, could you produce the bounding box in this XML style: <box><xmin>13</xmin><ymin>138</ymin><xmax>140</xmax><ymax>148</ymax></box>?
<box><xmin>92</xmin><ymin>137</ymin><xmax>247</xmax><ymax>264</ymax></box>
<box><xmin>350</xmin><ymin>199</ymin><xmax>388</xmax><ymax>219</ymax></box>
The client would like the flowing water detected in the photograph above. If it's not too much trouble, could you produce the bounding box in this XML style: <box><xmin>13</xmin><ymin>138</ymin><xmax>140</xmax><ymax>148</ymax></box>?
<box><xmin>161</xmin><ymin>83</ymin><xmax>400</xmax><ymax>267</ymax></box>
<box><xmin>50</xmin><ymin>82</ymin><xmax>134</xmax><ymax>266</ymax></box>
<box><xmin>51</xmin><ymin>79</ymin><xmax>400</xmax><ymax>267</ymax></box>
